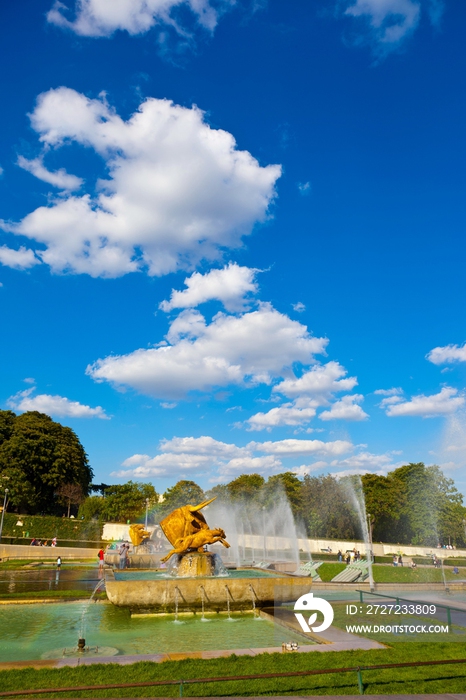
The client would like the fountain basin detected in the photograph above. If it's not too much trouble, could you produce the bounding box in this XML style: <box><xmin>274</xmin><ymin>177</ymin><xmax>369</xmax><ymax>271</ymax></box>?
<box><xmin>105</xmin><ymin>569</ymin><xmax>311</xmax><ymax>613</ymax></box>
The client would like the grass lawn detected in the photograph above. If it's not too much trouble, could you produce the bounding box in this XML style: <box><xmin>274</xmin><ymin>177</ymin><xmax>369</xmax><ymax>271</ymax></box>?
<box><xmin>315</xmin><ymin>561</ymin><xmax>466</xmax><ymax>583</ymax></box>
<box><xmin>1</xmin><ymin>643</ymin><xmax>466</xmax><ymax>696</ymax></box>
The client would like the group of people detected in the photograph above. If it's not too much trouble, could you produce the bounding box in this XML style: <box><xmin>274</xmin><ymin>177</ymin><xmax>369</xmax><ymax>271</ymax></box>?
<box><xmin>437</xmin><ymin>543</ymin><xmax>456</xmax><ymax>550</ymax></box>
<box><xmin>338</xmin><ymin>548</ymin><xmax>361</xmax><ymax>564</ymax></box>
<box><xmin>118</xmin><ymin>543</ymin><xmax>130</xmax><ymax>569</ymax></box>
<box><xmin>392</xmin><ymin>554</ymin><xmax>403</xmax><ymax>566</ymax></box>
<box><xmin>30</xmin><ymin>537</ymin><xmax>57</xmax><ymax>547</ymax></box>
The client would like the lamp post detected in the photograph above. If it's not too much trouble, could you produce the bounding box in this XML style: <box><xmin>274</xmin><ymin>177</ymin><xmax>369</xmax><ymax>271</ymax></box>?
<box><xmin>0</xmin><ymin>488</ymin><xmax>9</xmax><ymax>543</ymax></box>
<box><xmin>145</xmin><ymin>498</ymin><xmax>149</xmax><ymax>529</ymax></box>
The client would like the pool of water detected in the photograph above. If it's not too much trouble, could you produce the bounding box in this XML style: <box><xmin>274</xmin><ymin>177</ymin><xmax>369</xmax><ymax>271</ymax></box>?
<box><xmin>114</xmin><ymin>568</ymin><xmax>279</xmax><ymax>581</ymax></box>
<box><xmin>0</xmin><ymin>603</ymin><xmax>311</xmax><ymax>662</ymax></box>
<box><xmin>0</xmin><ymin>567</ymin><xmax>102</xmax><ymax>595</ymax></box>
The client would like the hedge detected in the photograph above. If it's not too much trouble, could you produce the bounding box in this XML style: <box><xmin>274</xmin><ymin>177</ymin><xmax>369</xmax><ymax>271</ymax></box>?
<box><xmin>0</xmin><ymin>513</ymin><xmax>102</xmax><ymax>541</ymax></box>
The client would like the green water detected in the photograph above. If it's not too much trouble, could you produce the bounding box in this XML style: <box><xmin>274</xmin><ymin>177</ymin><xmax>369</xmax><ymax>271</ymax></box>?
<box><xmin>114</xmin><ymin>568</ymin><xmax>278</xmax><ymax>581</ymax></box>
<box><xmin>0</xmin><ymin>603</ymin><xmax>311</xmax><ymax>662</ymax></box>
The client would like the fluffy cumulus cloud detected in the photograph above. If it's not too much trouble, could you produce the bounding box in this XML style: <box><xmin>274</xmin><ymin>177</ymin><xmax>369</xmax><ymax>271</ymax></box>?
<box><xmin>0</xmin><ymin>246</ymin><xmax>38</xmax><ymax>270</ymax></box>
<box><xmin>1</xmin><ymin>88</ymin><xmax>280</xmax><ymax>278</ymax></box>
<box><xmin>47</xmin><ymin>0</ymin><xmax>234</xmax><ymax>37</ymax></box>
<box><xmin>7</xmin><ymin>387</ymin><xmax>109</xmax><ymax>419</ymax></box>
<box><xmin>246</xmin><ymin>403</ymin><xmax>318</xmax><ymax>431</ymax></box>
<box><xmin>319</xmin><ymin>394</ymin><xmax>368</xmax><ymax>421</ymax></box>
<box><xmin>244</xmin><ymin>361</ymin><xmax>362</xmax><ymax>430</ymax></box>
<box><xmin>159</xmin><ymin>435</ymin><xmax>244</xmax><ymax>458</ymax></box>
<box><xmin>159</xmin><ymin>263</ymin><xmax>259</xmax><ymax>313</ymax></box>
<box><xmin>248</xmin><ymin>438</ymin><xmax>353</xmax><ymax>457</ymax></box>
<box><xmin>273</xmin><ymin>361</ymin><xmax>357</xmax><ymax>399</ymax></box>
<box><xmin>426</xmin><ymin>343</ymin><xmax>466</xmax><ymax>365</ymax></box>
<box><xmin>113</xmin><ymin>434</ymin><xmax>354</xmax><ymax>479</ymax></box>
<box><xmin>341</xmin><ymin>0</ymin><xmax>443</xmax><ymax>55</ymax></box>
<box><xmin>87</xmin><ymin>303</ymin><xmax>327</xmax><ymax>398</ymax></box>
<box><xmin>383</xmin><ymin>386</ymin><xmax>464</xmax><ymax>417</ymax></box>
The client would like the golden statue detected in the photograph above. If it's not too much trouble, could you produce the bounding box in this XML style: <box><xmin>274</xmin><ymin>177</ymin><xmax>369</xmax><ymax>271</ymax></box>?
<box><xmin>129</xmin><ymin>523</ymin><xmax>151</xmax><ymax>547</ymax></box>
<box><xmin>159</xmin><ymin>497</ymin><xmax>230</xmax><ymax>563</ymax></box>
<box><xmin>161</xmin><ymin>527</ymin><xmax>230</xmax><ymax>563</ymax></box>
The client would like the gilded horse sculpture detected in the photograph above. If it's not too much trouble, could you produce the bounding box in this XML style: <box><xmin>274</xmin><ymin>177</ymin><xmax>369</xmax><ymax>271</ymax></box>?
<box><xmin>160</xmin><ymin>527</ymin><xmax>230</xmax><ymax>562</ymax></box>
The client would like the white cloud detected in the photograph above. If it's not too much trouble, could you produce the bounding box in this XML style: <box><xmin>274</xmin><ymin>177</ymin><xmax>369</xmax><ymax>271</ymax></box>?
<box><xmin>159</xmin><ymin>263</ymin><xmax>259</xmax><ymax>313</ymax></box>
<box><xmin>246</xmin><ymin>405</ymin><xmax>316</xmax><ymax>431</ymax></box>
<box><xmin>374</xmin><ymin>387</ymin><xmax>403</xmax><ymax>396</ymax></box>
<box><xmin>248</xmin><ymin>438</ymin><xmax>353</xmax><ymax>457</ymax></box>
<box><xmin>341</xmin><ymin>0</ymin><xmax>442</xmax><ymax>54</ymax></box>
<box><xmin>218</xmin><ymin>455</ymin><xmax>282</xmax><ymax>476</ymax></box>
<box><xmin>114</xmin><ymin>433</ymin><xmax>354</xmax><ymax>480</ymax></box>
<box><xmin>292</xmin><ymin>302</ymin><xmax>305</xmax><ymax>312</ymax></box>
<box><xmin>426</xmin><ymin>343</ymin><xmax>466</xmax><ymax>365</ymax></box>
<box><xmin>0</xmin><ymin>246</ymin><xmax>39</xmax><ymax>270</ymax></box>
<box><xmin>329</xmin><ymin>451</ymin><xmax>399</xmax><ymax>472</ymax></box>
<box><xmin>159</xmin><ymin>435</ymin><xmax>244</xmax><ymax>458</ymax></box>
<box><xmin>87</xmin><ymin>304</ymin><xmax>327</xmax><ymax>399</ymax></box>
<box><xmin>113</xmin><ymin>452</ymin><xmax>212</xmax><ymax>478</ymax></box>
<box><xmin>47</xmin><ymin>0</ymin><xmax>233</xmax><ymax>36</ymax></box>
<box><xmin>319</xmin><ymin>394</ymin><xmax>369</xmax><ymax>421</ymax></box>
<box><xmin>160</xmin><ymin>402</ymin><xmax>177</xmax><ymax>409</ymax></box>
<box><xmin>7</xmin><ymin>388</ymin><xmax>109</xmax><ymax>419</ymax></box>
<box><xmin>274</xmin><ymin>361</ymin><xmax>357</xmax><ymax>400</ymax></box>
<box><xmin>17</xmin><ymin>156</ymin><xmax>83</xmax><ymax>191</ymax></box>
<box><xmin>384</xmin><ymin>386</ymin><xmax>464</xmax><ymax>417</ymax></box>
<box><xmin>3</xmin><ymin>88</ymin><xmax>280</xmax><ymax>278</ymax></box>
<box><xmin>246</xmin><ymin>402</ymin><xmax>317</xmax><ymax>431</ymax></box>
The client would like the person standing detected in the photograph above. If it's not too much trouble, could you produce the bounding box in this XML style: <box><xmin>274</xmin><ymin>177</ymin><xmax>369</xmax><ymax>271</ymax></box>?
<box><xmin>119</xmin><ymin>543</ymin><xmax>127</xmax><ymax>570</ymax></box>
<box><xmin>98</xmin><ymin>548</ymin><xmax>105</xmax><ymax>569</ymax></box>
<box><xmin>56</xmin><ymin>556</ymin><xmax>62</xmax><ymax>570</ymax></box>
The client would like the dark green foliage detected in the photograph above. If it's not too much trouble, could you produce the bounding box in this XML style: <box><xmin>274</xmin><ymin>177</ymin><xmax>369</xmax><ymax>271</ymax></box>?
<box><xmin>160</xmin><ymin>480</ymin><xmax>205</xmax><ymax>515</ymax></box>
<box><xmin>301</xmin><ymin>473</ymin><xmax>359</xmax><ymax>539</ymax></box>
<box><xmin>77</xmin><ymin>495</ymin><xmax>106</xmax><ymax>521</ymax></box>
<box><xmin>224</xmin><ymin>473</ymin><xmax>265</xmax><ymax>502</ymax></box>
<box><xmin>385</xmin><ymin>463</ymin><xmax>466</xmax><ymax>546</ymax></box>
<box><xmin>100</xmin><ymin>481</ymin><xmax>158</xmax><ymax>523</ymax></box>
<box><xmin>0</xmin><ymin>512</ymin><xmax>102</xmax><ymax>540</ymax></box>
<box><xmin>0</xmin><ymin>409</ymin><xmax>93</xmax><ymax>515</ymax></box>
<box><xmin>361</xmin><ymin>471</ymin><xmax>404</xmax><ymax>540</ymax></box>
<box><xmin>262</xmin><ymin>472</ymin><xmax>303</xmax><ymax>518</ymax></box>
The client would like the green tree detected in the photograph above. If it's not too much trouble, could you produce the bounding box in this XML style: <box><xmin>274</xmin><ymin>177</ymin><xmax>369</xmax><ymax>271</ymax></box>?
<box><xmin>388</xmin><ymin>463</ymin><xmax>466</xmax><ymax>546</ymax></box>
<box><xmin>0</xmin><ymin>410</ymin><xmax>93</xmax><ymax>514</ymax></box>
<box><xmin>226</xmin><ymin>474</ymin><xmax>265</xmax><ymax>502</ymax></box>
<box><xmin>301</xmin><ymin>474</ymin><xmax>358</xmax><ymax>539</ymax></box>
<box><xmin>78</xmin><ymin>495</ymin><xmax>106</xmax><ymax>521</ymax></box>
<box><xmin>361</xmin><ymin>472</ymin><xmax>404</xmax><ymax>542</ymax></box>
<box><xmin>263</xmin><ymin>472</ymin><xmax>303</xmax><ymax>519</ymax></box>
<box><xmin>102</xmin><ymin>481</ymin><xmax>158</xmax><ymax>523</ymax></box>
<box><xmin>161</xmin><ymin>480</ymin><xmax>205</xmax><ymax>516</ymax></box>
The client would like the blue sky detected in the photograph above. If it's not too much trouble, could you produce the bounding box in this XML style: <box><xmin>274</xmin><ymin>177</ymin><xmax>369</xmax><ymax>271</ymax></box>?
<box><xmin>1</xmin><ymin>0</ymin><xmax>466</xmax><ymax>497</ymax></box>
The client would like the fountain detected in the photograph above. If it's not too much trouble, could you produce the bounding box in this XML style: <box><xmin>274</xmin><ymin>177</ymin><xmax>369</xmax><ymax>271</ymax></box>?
<box><xmin>105</xmin><ymin>497</ymin><xmax>311</xmax><ymax>614</ymax></box>
<box><xmin>342</xmin><ymin>476</ymin><xmax>375</xmax><ymax>590</ymax></box>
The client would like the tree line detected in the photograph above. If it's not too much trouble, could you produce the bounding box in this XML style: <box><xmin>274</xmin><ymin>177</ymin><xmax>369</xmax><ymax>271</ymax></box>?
<box><xmin>1</xmin><ymin>409</ymin><xmax>465</xmax><ymax>547</ymax></box>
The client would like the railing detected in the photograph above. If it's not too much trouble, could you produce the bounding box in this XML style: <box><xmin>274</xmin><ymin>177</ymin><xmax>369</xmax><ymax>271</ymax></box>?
<box><xmin>0</xmin><ymin>657</ymin><xmax>465</xmax><ymax>697</ymax></box>
<box><xmin>356</xmin><ymin>589</ymin><xmax>466</xmax><ymax>627</ymax></box>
